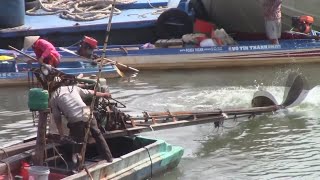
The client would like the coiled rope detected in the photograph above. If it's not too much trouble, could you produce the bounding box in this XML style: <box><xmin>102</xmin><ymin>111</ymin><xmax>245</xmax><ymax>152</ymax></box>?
<box><xmin>26</xmin><ymin>0</ymin><xmax>137</xmax><ymax>21</ymax></box>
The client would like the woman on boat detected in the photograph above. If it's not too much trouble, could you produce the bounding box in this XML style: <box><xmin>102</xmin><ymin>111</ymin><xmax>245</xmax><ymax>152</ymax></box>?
<box><xmin>23</xmin><ymin>36</ymin><xmax>61</xmax><ymax>67</ymax></box>
<box><xmin>261</xmin><ymin>0</ymin><xmax>282</xmax><ymax>44</ymax></box>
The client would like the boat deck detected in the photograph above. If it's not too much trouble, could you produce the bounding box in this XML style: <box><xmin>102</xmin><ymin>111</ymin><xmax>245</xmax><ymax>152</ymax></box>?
<box><xmin>0</xmin><ymin>0</ymin><xmax>187</xmax><ymax>38</ymax></box>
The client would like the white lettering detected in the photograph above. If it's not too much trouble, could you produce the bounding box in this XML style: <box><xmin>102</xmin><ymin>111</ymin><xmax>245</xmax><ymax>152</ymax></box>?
<box><xmin>185</xmin><ymin>48</ymin><xmax>195</xmax><ymax>53</ymax></box>
<box><xmin>195</xmin><ymin>48</ymin><xmax>204</xmax><ymax>52</ymax></box>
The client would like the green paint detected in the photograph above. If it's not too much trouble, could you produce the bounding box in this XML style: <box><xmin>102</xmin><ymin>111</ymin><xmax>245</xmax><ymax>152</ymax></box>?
<box><xmin>135</xmin><ymin>136</ymin><xmax>184</xmax><ymax>167</ymax></box>
<box><xmin>28</xmin><ymin>88</ymin><xmax>49</xmax><ymax>111</ymax></box>
<box><xmin>160</xmin><ymin>145</ymin><xmax>184</xmax><ymax>167</ymax></box>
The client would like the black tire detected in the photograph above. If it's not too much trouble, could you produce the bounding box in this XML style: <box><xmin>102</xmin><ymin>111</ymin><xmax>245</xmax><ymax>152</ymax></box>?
<box><xmin>25</xmin><ymin>0</ymin><xmax>39</xmax><ymax>11</ymax></box>
<box><xmin>188</xmin><ymin>0</ymin><xmax>210</xmax><ymax>21</ymax></box>
<box><xmin>156</xmin><ymin>8</ymin><xmax>193</xmax><ymax>39</ymax></box>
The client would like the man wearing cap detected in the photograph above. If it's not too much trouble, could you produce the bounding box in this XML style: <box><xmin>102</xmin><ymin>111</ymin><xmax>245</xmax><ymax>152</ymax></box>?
<box><xmin>24</xmin><ymin>36</ymin><xmax>61</xmax><ymax>67</ymax></box>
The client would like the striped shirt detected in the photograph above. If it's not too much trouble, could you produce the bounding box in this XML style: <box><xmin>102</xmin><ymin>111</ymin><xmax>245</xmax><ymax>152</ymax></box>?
<box><xmin>262</xmin><ymin>0</ymin><xmax>282</xmax><ymax>21</ymax></box>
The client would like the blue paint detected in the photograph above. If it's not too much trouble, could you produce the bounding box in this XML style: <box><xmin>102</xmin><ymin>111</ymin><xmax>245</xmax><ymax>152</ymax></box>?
<box><xmin>3</xmin><ymin>39</ymin><xmax>316</xmax><ymax>65</ymax></box>
<box><xmin>0</xmin><ymin>60</ymin><xmax>117</xmax><ymax>81</ymax></box>
<box><xmin>51</xmin><ymin>39</ymin><xmax>320</xmax><ymax>58</ymax></box>
<box><xmin>0</xmin><ymin>0</ymin><xmax>187</xmax><ymax>38</ymax></box>
<box><xmin>0</xmin><ymin>0</ymin><xmax>25</xmax><ymax>28</ymax></box>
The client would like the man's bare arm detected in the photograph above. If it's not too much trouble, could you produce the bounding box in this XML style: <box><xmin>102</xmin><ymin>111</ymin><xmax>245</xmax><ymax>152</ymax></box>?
<box><xmin>87</xmin><ymin>90</ymin><xmax>111</xmax><ymax>98</ymax></box>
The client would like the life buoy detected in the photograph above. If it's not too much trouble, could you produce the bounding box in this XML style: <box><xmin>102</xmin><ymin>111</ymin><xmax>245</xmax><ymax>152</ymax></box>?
<box><xmin>156</xmin><ymin>8</ymin><xmax>193</xmax><ymax>39</ymax></box>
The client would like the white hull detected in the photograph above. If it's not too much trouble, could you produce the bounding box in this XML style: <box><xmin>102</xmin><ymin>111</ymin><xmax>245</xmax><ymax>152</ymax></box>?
<box><xmin>201</xmin><ymin>0</ymin><xmax>320</xmax><ymax>33</ymax></box>
<box><xmin>103</xmin><ymin>48</ymin><xmax>320</xmax><ymax>70</ymax></box>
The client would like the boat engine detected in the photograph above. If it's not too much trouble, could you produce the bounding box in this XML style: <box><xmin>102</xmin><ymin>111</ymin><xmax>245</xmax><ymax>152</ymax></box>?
<box><xmin>292</xmin><ymin>15</ymin><xmax>314</xmax><ymax>34</ymax></box>
<box><xmin>77</xmin><ymin>36</ymin><xmax>98</xmax><ymax>59</ymax></box>
<box><xmin>30</xmin><ymin>65</ymin><xmax>131</xmax><ymax>132</ymax></box>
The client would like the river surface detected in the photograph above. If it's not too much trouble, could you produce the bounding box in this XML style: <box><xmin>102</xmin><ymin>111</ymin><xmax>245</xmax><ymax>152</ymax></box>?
<box><xmin>1</xmin><ymin>64</ymin><xmax>320</xmax><ymax>179</ymax></box>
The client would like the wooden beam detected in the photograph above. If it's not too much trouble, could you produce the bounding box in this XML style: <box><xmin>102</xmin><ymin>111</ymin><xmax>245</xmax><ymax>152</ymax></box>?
<box><xmin>33</xmin><ymin>111</ymin><xmax>48</xmax><ymax>166</ymax></box>
<box><xmin>0</xmin><ymin>144</ymin><xmax>55</xmax><ymax>174</ymax></box>
<box><xmin>0</xmin><ymin>140</ymin><xmax>36</xmax><ymax>160</ymax></box>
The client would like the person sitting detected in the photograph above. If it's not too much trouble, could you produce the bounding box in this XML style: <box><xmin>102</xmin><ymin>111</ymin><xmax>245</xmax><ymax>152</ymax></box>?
<box><xmin>23</xmin><ymin>36</ymin><xmax>61</xmax><ymax>67</ymax></box>
<box><xmin>50</xmin><ymin>85</ymin><xmax>113</xmax><ymax>162</ymax></box>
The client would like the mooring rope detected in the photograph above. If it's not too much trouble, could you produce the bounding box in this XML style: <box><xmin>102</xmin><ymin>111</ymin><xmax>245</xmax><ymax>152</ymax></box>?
<box><xmin>26</xmin><ymin>0</ymin><xmax>136</xmax><ymax>21</ymax></box>
<box><xmin>127</xmin><ymin>0</ymin><xmax>168</xmax><ymax>18</ymax></box>
<box><xmin>0</xmin><ymin>160</ymin><xmax>13</xmax><ymax>180</ymax></box>
<box><xmin>0</xmin><ymin>148</ymin><xmax>8</xmax><ymax>162</ymax></box>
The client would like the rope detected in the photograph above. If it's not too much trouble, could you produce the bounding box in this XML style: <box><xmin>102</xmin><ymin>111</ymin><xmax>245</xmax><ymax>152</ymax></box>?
<box><xmin>0</xmin><ymin>160</ymin><xmax>13</xmax><ymax>180</ymax></box>
<box><xmin>78</xmin><ymin>0</ymin><xmax>117</xmax><ymax>169</ymax></box>
<box><xmin>85</xmin><ymin>167</ymin><xmax>94</xmax><ymax>180</ymax></box>
<box><xmin>0</xmin><ymin>148</ymin><xmax>8</xmax><ymax>160</ymax></box>
<box><xmin>52</xmin><ymin>144</ymin><xmax>69</xmax><ymax>170</ymax></box>
<box><xmin>135</xmin><ymin>136</ymin><xmax>153</xmax><ymax>179</ymax></box>
<box><xmin>26</xmin><ymin>0</ymin><xmax>137</xmax><ymax>21</ymax></box>
<box><xmin>128</xmin><ymin>0</ymin><xmax>168</xmax><ymax>18</ymax></box>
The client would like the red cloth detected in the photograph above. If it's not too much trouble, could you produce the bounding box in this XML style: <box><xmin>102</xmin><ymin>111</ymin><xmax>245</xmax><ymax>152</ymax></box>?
<box><xmin>194</xmin><ymin>19</ymin><xmax>215</xmax><ymax>35</ymax></box>
<box><xmin>32</xmin><ymin>39</ymin><xmax>61</xmax><ymax>67</ymax></box>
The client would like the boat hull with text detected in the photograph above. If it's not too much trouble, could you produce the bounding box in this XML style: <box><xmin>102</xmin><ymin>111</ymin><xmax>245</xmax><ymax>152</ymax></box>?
<box><xmin>54</xmin><ymin>39</ymin><xmax>320</xmax><ymax>70</ymax></box>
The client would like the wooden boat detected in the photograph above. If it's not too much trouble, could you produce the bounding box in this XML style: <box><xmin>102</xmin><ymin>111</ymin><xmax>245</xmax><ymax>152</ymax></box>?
<box><xmin>0</xmin><ymin>70</ymin><xmax>312</xmax><ymax>179</ymax></box>
<box><xmin>0</xmin><ymin>60</ymin><xmax>120</xmax><ymax>87</ymax></box>
<box><xmin>38</xmin><ymin>38</ymin><xmax>320</xmax><ymax>71</ymax></box>
<box><xmin>0</xmin><ymin>136</ymin><xmax>184</xmax><ymax>180</ymax></box>
<box><xmin>0</xmin><ymin>0</ymin><xmax>190</xmax><ymax>49</ymax></box>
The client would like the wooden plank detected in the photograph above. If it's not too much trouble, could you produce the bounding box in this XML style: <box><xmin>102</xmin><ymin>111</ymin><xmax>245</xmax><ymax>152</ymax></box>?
<box><xmin>0</xmin><ymin>144</ymin><xmax>56</xmax><ymax>174</ymax></box>
<box><xmin>0</xmin><ymin>140</ymin><xmax>36</xmax><ymax>160</ymax></box>
<box><xmin>144</xmin><ymin>106</ymin><xmax>279</xmax><ymax>117</ymax></box>
<box><xmin>33</xmin><ymin>111</ymin><xmax>48</xmax><ymax>166</ymax></box>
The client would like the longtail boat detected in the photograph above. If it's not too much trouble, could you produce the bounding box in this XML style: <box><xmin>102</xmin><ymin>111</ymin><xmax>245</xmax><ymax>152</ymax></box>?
<box><xmin>0</xmin><ymin>65</ymin><xmax>312</xmax><ymax>179</ymax></box>
<box><xmin>37</xmin><ymin>38</ymin><xmax>320</xmax><ymax>71</ymax></box>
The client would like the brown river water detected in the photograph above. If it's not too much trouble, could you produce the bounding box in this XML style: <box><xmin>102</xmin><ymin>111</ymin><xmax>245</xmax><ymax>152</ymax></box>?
<box><xmin>1</xmin><ymin>63</ymin><xmax>320</xmax><ymax>179</ymax></box>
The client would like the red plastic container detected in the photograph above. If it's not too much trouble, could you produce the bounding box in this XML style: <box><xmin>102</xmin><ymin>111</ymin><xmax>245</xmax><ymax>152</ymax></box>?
<box><xmin>194</xmin><ymin>19</ymin><xmax>215</xmax><ymax>35</ymax></box>
<box><xmin>20</xmin><ymin>161</ymin><xmax>30</xmax><ymax>180</ymax></box>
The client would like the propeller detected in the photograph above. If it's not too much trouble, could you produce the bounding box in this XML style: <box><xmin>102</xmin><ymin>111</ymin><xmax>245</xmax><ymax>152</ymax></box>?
<box><xmin>252</xmin><ymin>72</ymin><xmax>312</xmax><ymax>108</ymax></box>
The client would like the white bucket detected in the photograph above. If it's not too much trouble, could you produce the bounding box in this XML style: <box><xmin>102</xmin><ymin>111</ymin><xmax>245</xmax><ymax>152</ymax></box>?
<box><xmin>28</xmin><ymin>166</ymin><xmax>50</xmax><ymax>180</ymax></box>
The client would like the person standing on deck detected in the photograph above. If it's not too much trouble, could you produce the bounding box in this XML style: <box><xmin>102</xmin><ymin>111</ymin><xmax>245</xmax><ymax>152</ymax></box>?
<box><xmin>50</xmin><ymin>85</ymin><xmax>113</xmax><ymax>162</ymax></box>
<box><xmin>262</xmin><ymin>0</ymin><xmax>282</xmax><ymax>44</ymax></box>
<box><xmin>23</xmin><ymin>36</ymin><xmax>61</xmax><ymax>67</ymax></box>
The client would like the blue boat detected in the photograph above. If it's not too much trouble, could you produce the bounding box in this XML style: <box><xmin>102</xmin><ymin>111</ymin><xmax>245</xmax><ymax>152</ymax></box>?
<box><xmin>0</xmin><ymin>0</ymin><xmax>191</xmax><ymax>49</ymax></box>
<box><xmin>0</xmin><ymin>59</ymin><xmax>120</xmax><ymax>87</ymax></box>
<box><xmin>35</xmin><ymin>38</ymin><xmax>320</xmax><ymax>70</ymax></box>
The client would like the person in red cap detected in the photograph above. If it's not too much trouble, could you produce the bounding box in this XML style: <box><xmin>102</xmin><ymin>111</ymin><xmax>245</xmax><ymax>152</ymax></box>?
<box><xmin>24</xmin><ymin>36</ymin><xmax>61</xmax><ymax>67</ymax></box>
